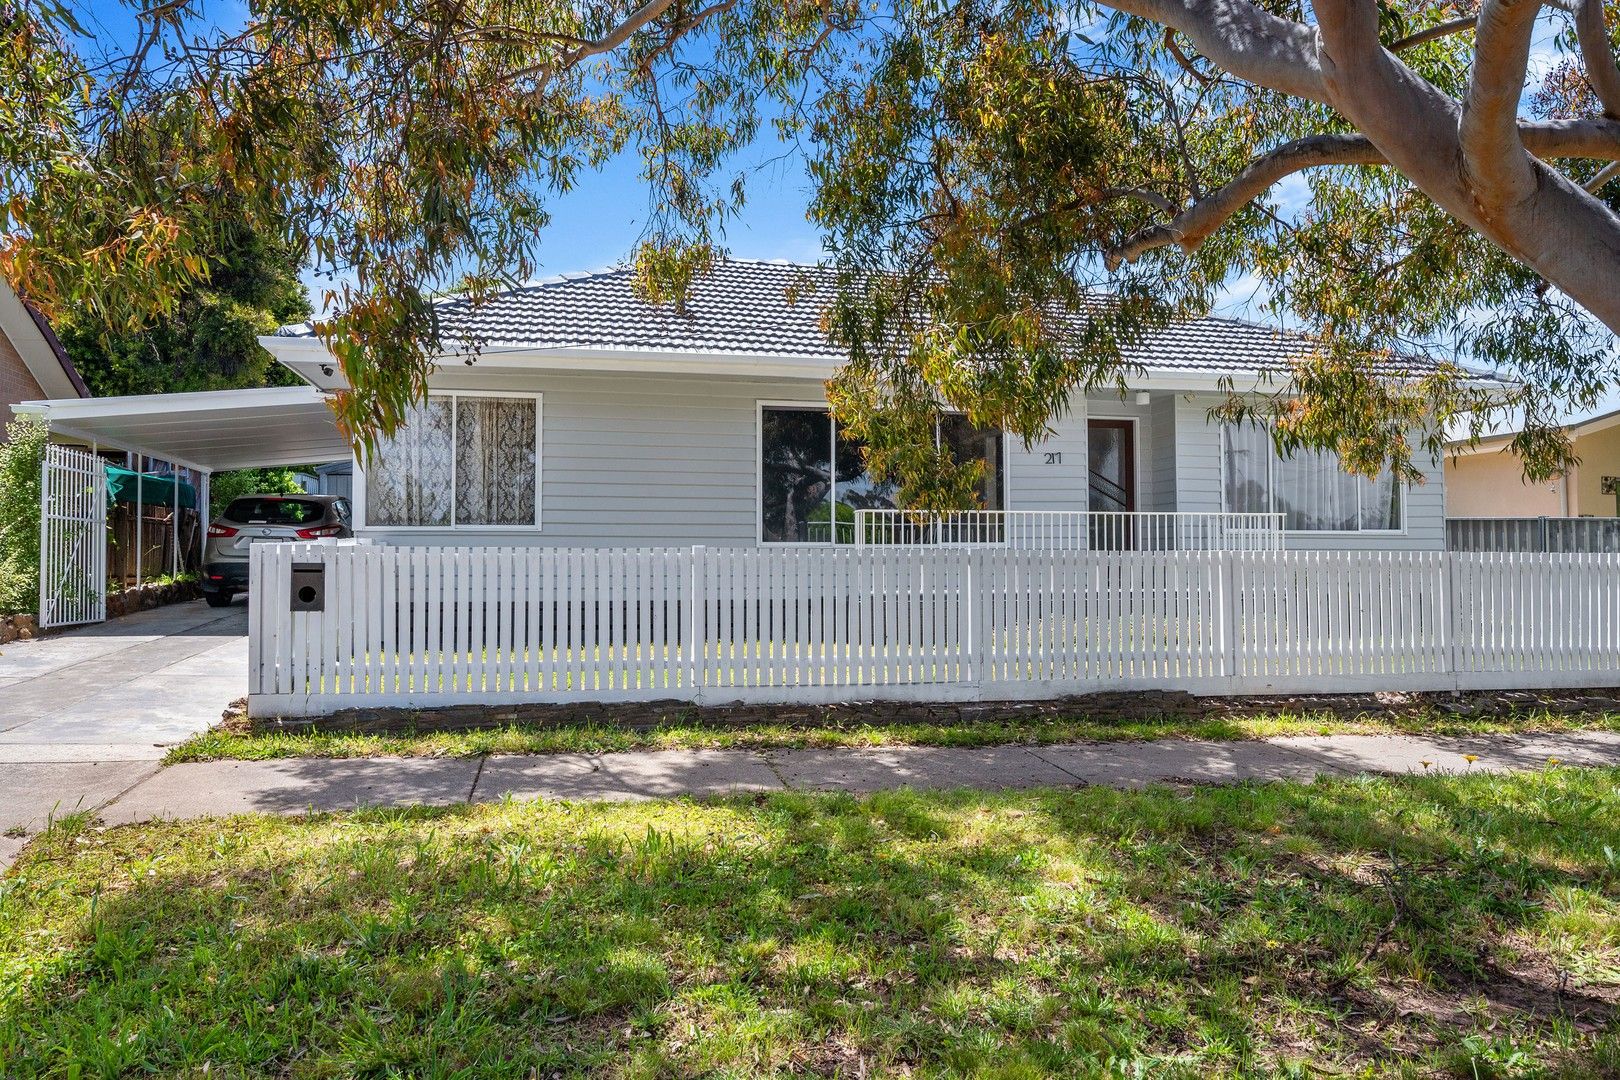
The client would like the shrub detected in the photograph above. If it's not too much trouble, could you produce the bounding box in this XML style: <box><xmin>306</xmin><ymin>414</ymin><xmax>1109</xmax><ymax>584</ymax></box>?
<box><xmin>0</xmin><ymin>416</ymin><xmax>48</xmax><ymax>614</ymax></box>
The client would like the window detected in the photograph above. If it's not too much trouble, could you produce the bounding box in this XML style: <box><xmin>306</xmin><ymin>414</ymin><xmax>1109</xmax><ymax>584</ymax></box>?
<box><xmin>760</xmin><ymin>404</ymin><xmax>1004</xmax><ymax>543</ymax></box>
<box><xmin>1223</xmin><ymin>424</ymin><xmax>1402</xmax><ymax>532</ymax></box>
<box><xmin>222</xmin><ymin>497</ymin><xmax>325</xmax><ymax>525</ymax></box>
<box><xmin>366</xmin><ymin>393</ymin><xmax>539</xmax><ymax>528</ymax></box>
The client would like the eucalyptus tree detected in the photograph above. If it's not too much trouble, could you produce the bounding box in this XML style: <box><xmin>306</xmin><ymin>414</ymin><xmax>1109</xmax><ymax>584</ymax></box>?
<box><xmin>4</xmin><ymin>0</ymin><xmax>1619</xmax><ymax>498</ymax></box>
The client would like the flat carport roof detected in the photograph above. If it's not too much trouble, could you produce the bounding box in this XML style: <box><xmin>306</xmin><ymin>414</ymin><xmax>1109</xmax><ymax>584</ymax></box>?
<box><xmin>11</xmin><ymin>386</ymin><xmax>349</xmax><ymax>473</ymax></box>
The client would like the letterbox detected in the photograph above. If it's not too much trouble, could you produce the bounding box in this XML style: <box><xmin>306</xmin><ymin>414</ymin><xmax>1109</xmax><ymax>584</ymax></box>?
<box><xmin>290</xmin><ymin>562</ymin><xmax>325</xmax><ymax>612</ymax></box>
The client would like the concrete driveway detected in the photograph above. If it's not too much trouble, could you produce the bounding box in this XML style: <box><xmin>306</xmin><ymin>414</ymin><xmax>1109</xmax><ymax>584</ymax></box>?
<box><xmin>0</xmin><ymin>599</ymin><xmax>246</xmax><ymax>858</ymax></box>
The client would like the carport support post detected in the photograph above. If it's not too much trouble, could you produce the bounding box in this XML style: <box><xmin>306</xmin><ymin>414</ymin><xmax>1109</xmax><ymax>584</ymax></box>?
<box><xmin>130</xmin><ymin>452</ymin><xmax>142</xmax><ymax>589</ymax></box>
<box><xmin>171</xmin><ymin>462</ymin><xmax>179</xmax><ymax>578</ymax></box>
<box><xmin>199</xmin><ymin>471</ymin><xmax>211</xmax><ymax>572</ymax></box>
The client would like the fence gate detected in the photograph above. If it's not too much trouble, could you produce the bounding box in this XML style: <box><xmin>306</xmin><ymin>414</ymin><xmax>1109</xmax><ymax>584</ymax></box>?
<box><xmin>38</xmin><ymin>444</ymin><xmax>107</xmax><ymax>629</ymax></box>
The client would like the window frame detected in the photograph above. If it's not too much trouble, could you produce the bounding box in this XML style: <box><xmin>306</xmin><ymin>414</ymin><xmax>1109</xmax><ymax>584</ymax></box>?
<box><xmin>756</xmin><ymin>399</ymin><xmax>1010</xmax><ymax>546</ymax></box>
<box><xmin>355</xmin><ymin>389</ymin><xmax>543</xmax><ymax>533</ymax></box>
<box><xmin>1219</xmin><ymin>424</ymin><xmax>1407</xmax><ymax>536</ymax></box>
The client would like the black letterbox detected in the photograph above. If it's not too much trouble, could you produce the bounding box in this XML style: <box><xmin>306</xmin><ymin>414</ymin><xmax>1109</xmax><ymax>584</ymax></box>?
<box><xmin>290</xmin><ymin>562</ymin><xmax>325</xmax><ymax>612</ymax></box>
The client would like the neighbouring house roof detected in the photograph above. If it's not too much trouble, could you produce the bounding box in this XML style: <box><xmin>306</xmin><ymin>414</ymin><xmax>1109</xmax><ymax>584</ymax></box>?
<box><xmin>0</xmin><ymin>280</ymin><xmax>90</xmax><ymax>400</ymax></box>
<box><xmin>1447</xmin><ymin>404</ymin><xmax>1620</xmax><ymax>453</ymax></box>
<box><xmin>272</xmin><ymin>259</ymin><xmax>1495</xmax><ymax>386</ymax></box>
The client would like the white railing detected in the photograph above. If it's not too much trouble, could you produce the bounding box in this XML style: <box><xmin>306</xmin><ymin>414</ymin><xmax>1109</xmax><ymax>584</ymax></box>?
<box><xmin>250</xmin><ymin>544</ymin><xmax>1620</xmax><ymax>716</ymax></box>
<box><xmin>852</xmin><ymin>510</ymin><xmax>1286</xmax><ymax>551</ymax></box>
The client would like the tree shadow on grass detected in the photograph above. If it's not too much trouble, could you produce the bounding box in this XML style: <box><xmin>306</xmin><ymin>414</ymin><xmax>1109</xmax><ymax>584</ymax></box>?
<box><xmin>3</xmin><ymin>772</ymin><xmax>1619</xmax><ymax>1077</ymax></box>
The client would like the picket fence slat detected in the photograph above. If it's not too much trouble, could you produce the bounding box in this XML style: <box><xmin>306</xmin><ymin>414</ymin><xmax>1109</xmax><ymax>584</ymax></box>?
<box><xmin>247</xmin><ymin>544</ymin><xmax>1620</xmax><ymax>716</ymax></box>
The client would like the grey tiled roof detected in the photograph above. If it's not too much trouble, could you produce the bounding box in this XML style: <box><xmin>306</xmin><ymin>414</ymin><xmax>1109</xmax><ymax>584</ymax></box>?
<box><xmin>281</xmin><ymin>259</ymin><xmax>1478</xmax><ymax>379</ymax></box>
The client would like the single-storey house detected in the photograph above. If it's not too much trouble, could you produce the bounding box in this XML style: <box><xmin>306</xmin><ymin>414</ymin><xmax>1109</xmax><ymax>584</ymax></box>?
<box><xmin>17</xmin><ymin>257</ymin><xmax>1492</xmax><ymax>579</ymax></box>
<box><xmin>257</xmin><ymin>259</ymin><xmax>1457</xmax><ymax>552</ymax></box>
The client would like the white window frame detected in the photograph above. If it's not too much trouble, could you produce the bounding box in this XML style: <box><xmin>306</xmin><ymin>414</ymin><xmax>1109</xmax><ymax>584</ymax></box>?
<box><xmin>756</xmin><ymin>400</ymin><xmax>1010</xmax><ymax>546</ymax></box>
<box><xmin>1219</xmin><ymin>424</ymin><xmax>1406</xmax><ymax>536</ymax></box>
<box><xmin>354</xmin><ymin>389</ymin><xmax>542</xmax><ymax>533</ymax></box>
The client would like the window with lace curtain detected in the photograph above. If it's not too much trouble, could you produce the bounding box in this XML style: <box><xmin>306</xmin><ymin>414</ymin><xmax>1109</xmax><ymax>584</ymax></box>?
<box><xmin>1222</xmin><ymin>423</ymin><xmax>1402</xmax><ymax>532</ymax></box>
<box><xmin>365</xmin><ymin>392</ymin><xmax>539</xmax><ymax>528</ymax></box>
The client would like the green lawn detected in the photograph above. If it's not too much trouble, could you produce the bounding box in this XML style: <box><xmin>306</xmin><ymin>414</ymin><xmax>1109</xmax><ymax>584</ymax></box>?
<box><xmin>166</xmin><ymin>706</ymin><xmax>1620</xmax><ymax>763</ymax></box>
<box><xmin>3</xmin><ymin>770</ymin><xmax>1619</xmax><ymax>1076</ymax></box>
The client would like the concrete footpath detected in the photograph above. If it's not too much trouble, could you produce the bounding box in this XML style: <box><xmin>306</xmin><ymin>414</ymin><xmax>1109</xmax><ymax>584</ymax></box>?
<box><xmin>6</xmin><ymin>729</ymin><xmax>1620</xmax><ymax>867</ymax></box>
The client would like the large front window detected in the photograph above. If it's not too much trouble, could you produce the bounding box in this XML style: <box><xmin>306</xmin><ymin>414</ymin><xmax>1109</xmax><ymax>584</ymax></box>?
<box><xmin>1223</xmin><ymin>424</ymin><xmax>1401</xmax><ymax>532</ymax></box>
<box><xmin>367</xmin><ymin>393</ymin><xmax>539</xmax><ymax>528</ymax></box>
<box><xmin>760</xmin><ymin>405</ymin><xmax>1004</xmax><ymax>543</ymax></box>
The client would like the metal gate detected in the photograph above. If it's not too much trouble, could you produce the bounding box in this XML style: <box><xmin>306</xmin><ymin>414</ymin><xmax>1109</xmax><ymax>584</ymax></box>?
<box><xmin>38</xmin><ymin>443</ymin><xmax>107</xmax><ymax>628</ymax></box>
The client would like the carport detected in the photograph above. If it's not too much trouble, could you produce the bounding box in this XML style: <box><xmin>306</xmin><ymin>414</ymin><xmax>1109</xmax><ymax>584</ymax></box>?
<box><xmin>12</xmin><ymin>385</ymin><xmax>349</xmax><ymax>625</ymax></box>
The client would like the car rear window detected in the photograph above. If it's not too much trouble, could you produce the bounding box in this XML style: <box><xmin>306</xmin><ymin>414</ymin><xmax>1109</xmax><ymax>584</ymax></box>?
<box><xmin>223</xmin><ymin>498</ymin><xmax>325</xmax><ymax>525</ymax></box>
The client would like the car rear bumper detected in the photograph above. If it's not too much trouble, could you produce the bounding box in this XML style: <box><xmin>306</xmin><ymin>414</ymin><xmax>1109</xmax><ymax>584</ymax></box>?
<box><xmin>202</xmin><ymin>561</ymin><xmax>251</xmax><ymax>592</ymax></box>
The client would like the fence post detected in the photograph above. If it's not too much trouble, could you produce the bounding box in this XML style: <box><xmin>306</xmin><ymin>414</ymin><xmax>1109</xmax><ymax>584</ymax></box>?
<box><xmin>1220</xmin><ymin>551</ymin><xmax>1240</xmax><ymax>680</ymax></box>
<box><xmin>1443</xmin><ymin>551</ymin><xmax>1461</xmax><ymax>690</ymax></box>
<box><xmin>688</xmin><ymin>546</ymin><xmax>705</xmax><ymax>703</ymax></box>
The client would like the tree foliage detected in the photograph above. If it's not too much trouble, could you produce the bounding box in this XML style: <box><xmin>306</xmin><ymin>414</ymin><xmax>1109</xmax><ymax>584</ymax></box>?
<box><xmin>54</xmin><ymin>213</ymin><xmax>310</xmax><ymax>396</ymax></box>
<box><xmin>4</xmin><ymin>0</ymin><xmax>1620</xmax><ymax>498</ymax></box>
<box><xmin>0</xmin><ymin>415</ymin><xmax>47</xmax><ymax>614</ymax></box>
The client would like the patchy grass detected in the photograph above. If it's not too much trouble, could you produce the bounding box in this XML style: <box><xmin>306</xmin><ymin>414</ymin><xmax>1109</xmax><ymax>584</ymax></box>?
<box><xmin>4</xmin><ymin>770</ymin><xmax>1620</xmax><ymax>1076</ymax></box>
<box><xmin>165</xmin><ymin>707</ymin><xmax>1620</xmax><ymax>763</ymax></box>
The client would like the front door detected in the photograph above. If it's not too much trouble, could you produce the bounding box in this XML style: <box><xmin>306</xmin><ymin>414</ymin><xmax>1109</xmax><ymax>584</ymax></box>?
<box><xmin>1087</xmin><ymin>419</ymin><xmax>1136</xmax><ymax>550</ymax></box>
<box><xmin>1087</xmin><ymin>419</ymin><xmax>1136</xmax><ymax>512</ymax></box>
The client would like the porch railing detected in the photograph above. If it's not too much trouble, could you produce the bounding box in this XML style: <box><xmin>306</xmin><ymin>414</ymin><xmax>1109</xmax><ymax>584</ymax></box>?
<box><xmin>851</xmin><ymin>510</ymin><xmax>1286</xmax><ymax>551</ymax></box>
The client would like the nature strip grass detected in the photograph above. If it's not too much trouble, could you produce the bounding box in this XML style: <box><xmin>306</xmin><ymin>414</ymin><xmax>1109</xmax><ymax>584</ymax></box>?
<box><xmin>2</xmin><ymin>769</ymin><xmax>1617</xmax><ymax>1076</ymax></box>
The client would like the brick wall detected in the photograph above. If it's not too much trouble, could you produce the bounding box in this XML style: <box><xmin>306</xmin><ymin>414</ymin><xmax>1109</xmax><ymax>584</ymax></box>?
<box><xmin>0</xmin><ymin>331</ymin><xmax>45</xmax><ymax>441</ymax></box>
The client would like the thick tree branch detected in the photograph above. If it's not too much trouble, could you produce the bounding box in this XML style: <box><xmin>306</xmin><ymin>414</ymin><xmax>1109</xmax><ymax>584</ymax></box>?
<box><xmin>1101</xmin><ymin>0</ymin><xmax>1330</xmax><ymax>104</ymax></box>
<box><xmin>1389</xmin><ymin>15</ymin><xmax>1477</xmax><ymax>51</ymax></box>
<box><xmin>1105</xmin><ymin>134</ymin><xmax>1381</xmax><ymax>267</ymax></box>
<box><xmin>1572</xmin><ymin>0</ymin><xmax>1620</xmax><ymax>118</ymax></box>
<box><xmin>1105</xmin><ymin>121</ymin><xmax>1620</xmax><ymax>267</ymax></box>
<box><xmin>1461</xmin><ymin>0</ymin><xmax>1541</xmax><ymax>206</ymax></box>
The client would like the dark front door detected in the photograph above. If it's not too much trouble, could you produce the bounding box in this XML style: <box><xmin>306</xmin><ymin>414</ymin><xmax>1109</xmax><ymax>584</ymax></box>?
<box><xmin>1088</xmin><ymin>419</ymin><xmax>1137</xmax><ymax>550</ymax></box>
<box><xmin>1087</xmin><ymin>419</ymin><xmax>1136</xmax><ymax>512</ymax></box>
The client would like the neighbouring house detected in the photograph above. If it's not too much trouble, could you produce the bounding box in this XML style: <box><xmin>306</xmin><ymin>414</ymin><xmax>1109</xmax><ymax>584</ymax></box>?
<box><xmin>0</xmin><ymin>280</ymin><xmax>89</xmax><ymax>434</ymax></box>
<box><xmin>1446</xmin><ymin>407</ymin><xmax>1620</xmax><ymax>519</ymax></box>
<box><xmin>255</xmin><ymin>260</ymin><xmax>1480</xmax><ymax>552</ymax></box>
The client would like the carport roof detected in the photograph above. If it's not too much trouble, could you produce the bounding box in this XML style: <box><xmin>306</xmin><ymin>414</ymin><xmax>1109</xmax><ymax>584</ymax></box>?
<box><xmin>11</xmin><ymin>386</ymin><xmax>348</xmax><ymax>473</ymax></box>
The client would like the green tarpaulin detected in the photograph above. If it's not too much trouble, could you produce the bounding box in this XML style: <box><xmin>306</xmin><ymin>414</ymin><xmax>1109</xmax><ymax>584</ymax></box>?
<box><xmin>105</xmin><ymin>465</ymin><xmax>198</xmax><ymax>510</ymax></box>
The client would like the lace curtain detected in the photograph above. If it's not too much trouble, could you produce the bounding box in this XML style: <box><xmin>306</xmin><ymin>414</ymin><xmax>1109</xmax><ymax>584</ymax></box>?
<box><xmin>367</xmin><ymin>398</ymin><xmax>453</xmax><ymax>527</ymax></box>
<box><xmin>1223</xmin><ymin>425</ymin><xmax>1401</xmax><ymax>531</ymax></box>
<box><xmin>455</xmin><ymin>397</ymin><xmax>537</xmax><ymax>526</ymax></box>
<box><xmin>367</xmin><ymin>396</ymin><xmax>536</xmax><ymax>527</ymax></box>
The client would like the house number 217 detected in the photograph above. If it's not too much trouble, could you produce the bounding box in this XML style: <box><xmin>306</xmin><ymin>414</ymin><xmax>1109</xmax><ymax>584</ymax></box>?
<box><xmin>1043</xmin><ymin>452</ymin><xmax>1062</xmax><ymax>465</ymax></box>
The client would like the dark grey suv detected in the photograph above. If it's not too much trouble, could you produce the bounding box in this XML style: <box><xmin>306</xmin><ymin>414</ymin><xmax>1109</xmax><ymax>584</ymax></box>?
<box><xmin>203</xmin><ymin>494</ymin><xmax>353</xmax><ymax>607</ymax></box>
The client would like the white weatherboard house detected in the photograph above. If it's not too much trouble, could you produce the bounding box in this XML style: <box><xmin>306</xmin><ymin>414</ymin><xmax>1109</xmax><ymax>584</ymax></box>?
<box><xmin>34</xmin><ymin>258</ymin><xmax>1618</xmax><ymax>721</ymax></box>
<box><xmin>259</xmin><ymin>259</ymin><xmax>1448</xmax><ymax>552</ymax></box>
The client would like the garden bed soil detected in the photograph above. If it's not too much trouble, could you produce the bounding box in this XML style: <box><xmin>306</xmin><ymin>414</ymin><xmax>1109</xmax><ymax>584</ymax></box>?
<box><xmin>248</xmin><ymin>686</ymin><xmax>1620</xmax><ymax>737</ymax></box>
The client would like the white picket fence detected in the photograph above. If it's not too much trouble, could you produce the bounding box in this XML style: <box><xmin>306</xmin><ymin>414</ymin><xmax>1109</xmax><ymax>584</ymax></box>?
<box><xmin>248</xmin><ymin>543</ymin><xmax>1620</xmax><ymax>717</ymax></box>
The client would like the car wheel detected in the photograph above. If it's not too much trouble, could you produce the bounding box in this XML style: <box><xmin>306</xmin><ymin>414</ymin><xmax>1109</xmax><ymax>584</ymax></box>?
<box><xmin>205</xmin><ymin>591</ymin><xmax>234</xmax><ymax>608</ymax></box>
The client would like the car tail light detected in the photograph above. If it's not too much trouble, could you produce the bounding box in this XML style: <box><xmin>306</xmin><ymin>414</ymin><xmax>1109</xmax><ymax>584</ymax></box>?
<box><xmin>207</xmin><ymin>524</ymin><xmax>238</xmax><ymax>538</ymax></box>
<box><xmin>295</xmin><ymin>524</ymin><xmax>344</xmax><ymax>539</ymax></box>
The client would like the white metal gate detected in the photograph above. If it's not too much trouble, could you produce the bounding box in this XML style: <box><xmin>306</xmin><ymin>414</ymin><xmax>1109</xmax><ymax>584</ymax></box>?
<box><xmin>38</xmin><ymin>444</ymin><xmax>107</xmax><ymax>629</ymax></box>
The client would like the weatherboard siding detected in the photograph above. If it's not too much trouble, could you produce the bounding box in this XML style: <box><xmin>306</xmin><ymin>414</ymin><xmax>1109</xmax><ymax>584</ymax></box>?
<box><xmin>349</xmin><ymin>372</ymin><xmax>1445</xmax><ymax>550</ymax></box>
